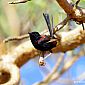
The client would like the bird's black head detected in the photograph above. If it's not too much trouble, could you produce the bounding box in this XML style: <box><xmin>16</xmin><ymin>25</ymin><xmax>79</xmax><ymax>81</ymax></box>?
<box><xmin>28</xmin><ymin>32</ymin><xmax>41</xmax><ymax>41</ymax></box>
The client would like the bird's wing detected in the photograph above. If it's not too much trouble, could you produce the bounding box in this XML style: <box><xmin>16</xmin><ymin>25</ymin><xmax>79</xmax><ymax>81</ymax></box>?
<box><xmin>37</xmin><ymin>35</ymin><xmax>50</xmax><ymax>44</ymax></box>
<box><xmin>46</xmin><ymin>39</ymin><xmax>57</xmax><ymax>46</ymax></box>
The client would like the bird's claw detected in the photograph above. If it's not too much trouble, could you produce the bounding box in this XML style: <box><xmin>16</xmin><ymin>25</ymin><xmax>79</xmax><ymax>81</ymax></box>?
<box><xmin>39</xmin><ymin>57</ymin><xmax>46</xmax><ymax>66</ymax></box>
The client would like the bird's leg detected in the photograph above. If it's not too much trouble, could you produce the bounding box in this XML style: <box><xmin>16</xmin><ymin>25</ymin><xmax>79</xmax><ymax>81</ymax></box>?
<box><xmin>81</xmin><ymin>23</ymin><xmax>84</xmax><ymax>30</ymax></box>
<box><xmin>39</xmin><ymin>51</ymin><xmax>46</xmax><ymax>66</ymax></box>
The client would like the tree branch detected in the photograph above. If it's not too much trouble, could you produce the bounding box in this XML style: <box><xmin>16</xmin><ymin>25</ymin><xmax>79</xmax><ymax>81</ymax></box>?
<box><xmin>1</xmin><ymin>27</ymin><xmax>85</xmax><ymax>67</ymax></box>
<box><xmin>3</xmin><ymin>34</ymin><xmax>29</xmax><ymax>43</ymax></box>
<box><xmin>0</xmin><ymin>62</ymin><xmax>20</xmax><ymax>85</ymax></box>
<box><xmin>8</xmin><ymin>0</ymin><xmax>31</xmax><ymax>4</ymax></box>
<box><xmin>54</xmin><ymin>17</ymin><xmax>69</xmax><ymax>32</ymax></box>
<box><xmin>56</xmin><ymin>0</ymin><xmax>85</xmax><ymax>23</ymax></box>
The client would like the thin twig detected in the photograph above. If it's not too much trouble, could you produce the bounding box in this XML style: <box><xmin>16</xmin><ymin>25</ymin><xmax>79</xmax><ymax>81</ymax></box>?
<box><xmin>54</xmin><ymin>17</ymin><xmax>69</xmax><ymax>32</ymax></box>
<box><xmin>8</xmin><ymin>0</ymin><xmax>31</xmax><ymax>4</ymax></box>
<box><xmin>3</xmin><ymin>34</ymin><xmax>29</xmax><ymax>43</ymax></box>
<box><xmin>75</xmin><ymin>0</ymin><xmax>80</xmax><ymax>7</ymax></box>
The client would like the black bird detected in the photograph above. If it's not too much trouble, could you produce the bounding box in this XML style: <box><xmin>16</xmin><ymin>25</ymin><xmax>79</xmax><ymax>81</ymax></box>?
<box><xmin>29</xmin><ymin>13</ymin><xmax>57</xmax><ymax>66</ymax></box>
<box><xmin>29</xmin><ymin>32</ymin><xmax>56</xmax><ymax>51</ymax></box>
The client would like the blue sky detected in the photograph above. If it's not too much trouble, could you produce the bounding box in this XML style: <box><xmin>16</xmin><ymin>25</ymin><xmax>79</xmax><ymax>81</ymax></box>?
<box><xmin>20</xmin><ymin>53</ymin><xmax>85</xmax><ymax>85</ymax></box>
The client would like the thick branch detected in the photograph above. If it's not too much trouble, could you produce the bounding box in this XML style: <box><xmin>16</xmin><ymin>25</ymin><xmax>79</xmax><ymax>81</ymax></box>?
<box><xmin>1</xmin><ymin>27</ymin><xmax>85</xmax><ymax>67</ymax></box>
<box><xmin>56</xmin><ymin>0</ymin><xmax>73</xmax><ymax>14</ymax></box>
<box><xmin>0</xmin><ymin>62</ymin><xmax>20</xmax><ymax>85</ymax></box>
<box><xmin>0</xmin><ymin>24</ymin><xmax>85</xmax><ymax>85</ymax></box>
<box><xmin>53</xmin><ymin>27</ymin><xmax>85</xmax><ymax>52</ymax></box>
<box><xmin>56</xmin><ymin>0</ymin><xmax>85</xmax><ymax>23</ymax></box>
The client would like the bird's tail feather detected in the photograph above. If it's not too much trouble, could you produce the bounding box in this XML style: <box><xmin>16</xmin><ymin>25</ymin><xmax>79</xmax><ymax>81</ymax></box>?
<box><xmin>43</xmin><ymin>13</ymin><xmax>54</xmax><ymax>38</ymax></box>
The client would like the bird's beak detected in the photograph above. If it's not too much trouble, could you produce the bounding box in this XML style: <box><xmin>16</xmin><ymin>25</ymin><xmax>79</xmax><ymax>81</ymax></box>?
<box><xmin>28</xmin><ymin>32</ymin><xmax>31</xmax><ymax>34</ymax></box>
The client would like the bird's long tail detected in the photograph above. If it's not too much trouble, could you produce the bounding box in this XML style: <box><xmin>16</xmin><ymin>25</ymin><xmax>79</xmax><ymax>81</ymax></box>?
<box><xmin>43</xmin><ymin>13</ymin><xmax>54</xmax><ymax>38</ymax></box>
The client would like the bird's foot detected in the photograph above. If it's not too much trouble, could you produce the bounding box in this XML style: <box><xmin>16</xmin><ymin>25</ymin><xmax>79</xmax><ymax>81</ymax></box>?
<box><xmin>39</xmin><ymin>56</ymin><xmax>46</xmax><ymax>66</ymax></box>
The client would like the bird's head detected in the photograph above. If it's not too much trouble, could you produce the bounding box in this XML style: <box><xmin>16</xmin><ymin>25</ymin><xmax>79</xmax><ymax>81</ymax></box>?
<box><xmin>28</xmin><ymin>32</ymin><xmax>41</xmax><ymax>41</ymax></box>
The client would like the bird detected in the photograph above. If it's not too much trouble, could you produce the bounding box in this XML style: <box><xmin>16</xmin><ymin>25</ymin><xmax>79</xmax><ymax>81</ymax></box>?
<box><xmin>29</xmin><ymin>13</ymin><xmax>57</xmax><ymax>66</ymax></box>
<box><xmin>28</xmin><ymin>32</ymin><xmax>57</xmax><ymax>51</ymax></box>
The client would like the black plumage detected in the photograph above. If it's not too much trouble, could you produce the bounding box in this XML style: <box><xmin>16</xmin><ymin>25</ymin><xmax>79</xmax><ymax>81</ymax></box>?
<box><xmin>29</xmin><ymin>13</ymin><xmax>57</xmax><ymax>66</ymax></box>
<box><xmin>29</xmin><ymin>32</ymin><xmax>57</xmax><ymax>51</ymax></box>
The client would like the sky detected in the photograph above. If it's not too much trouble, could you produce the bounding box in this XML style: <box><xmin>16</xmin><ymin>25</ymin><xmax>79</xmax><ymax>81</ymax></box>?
<box><xmin>20</xmin><ymin>50</ymin><xmax>85</xmax><ymax>85</ymax></box>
